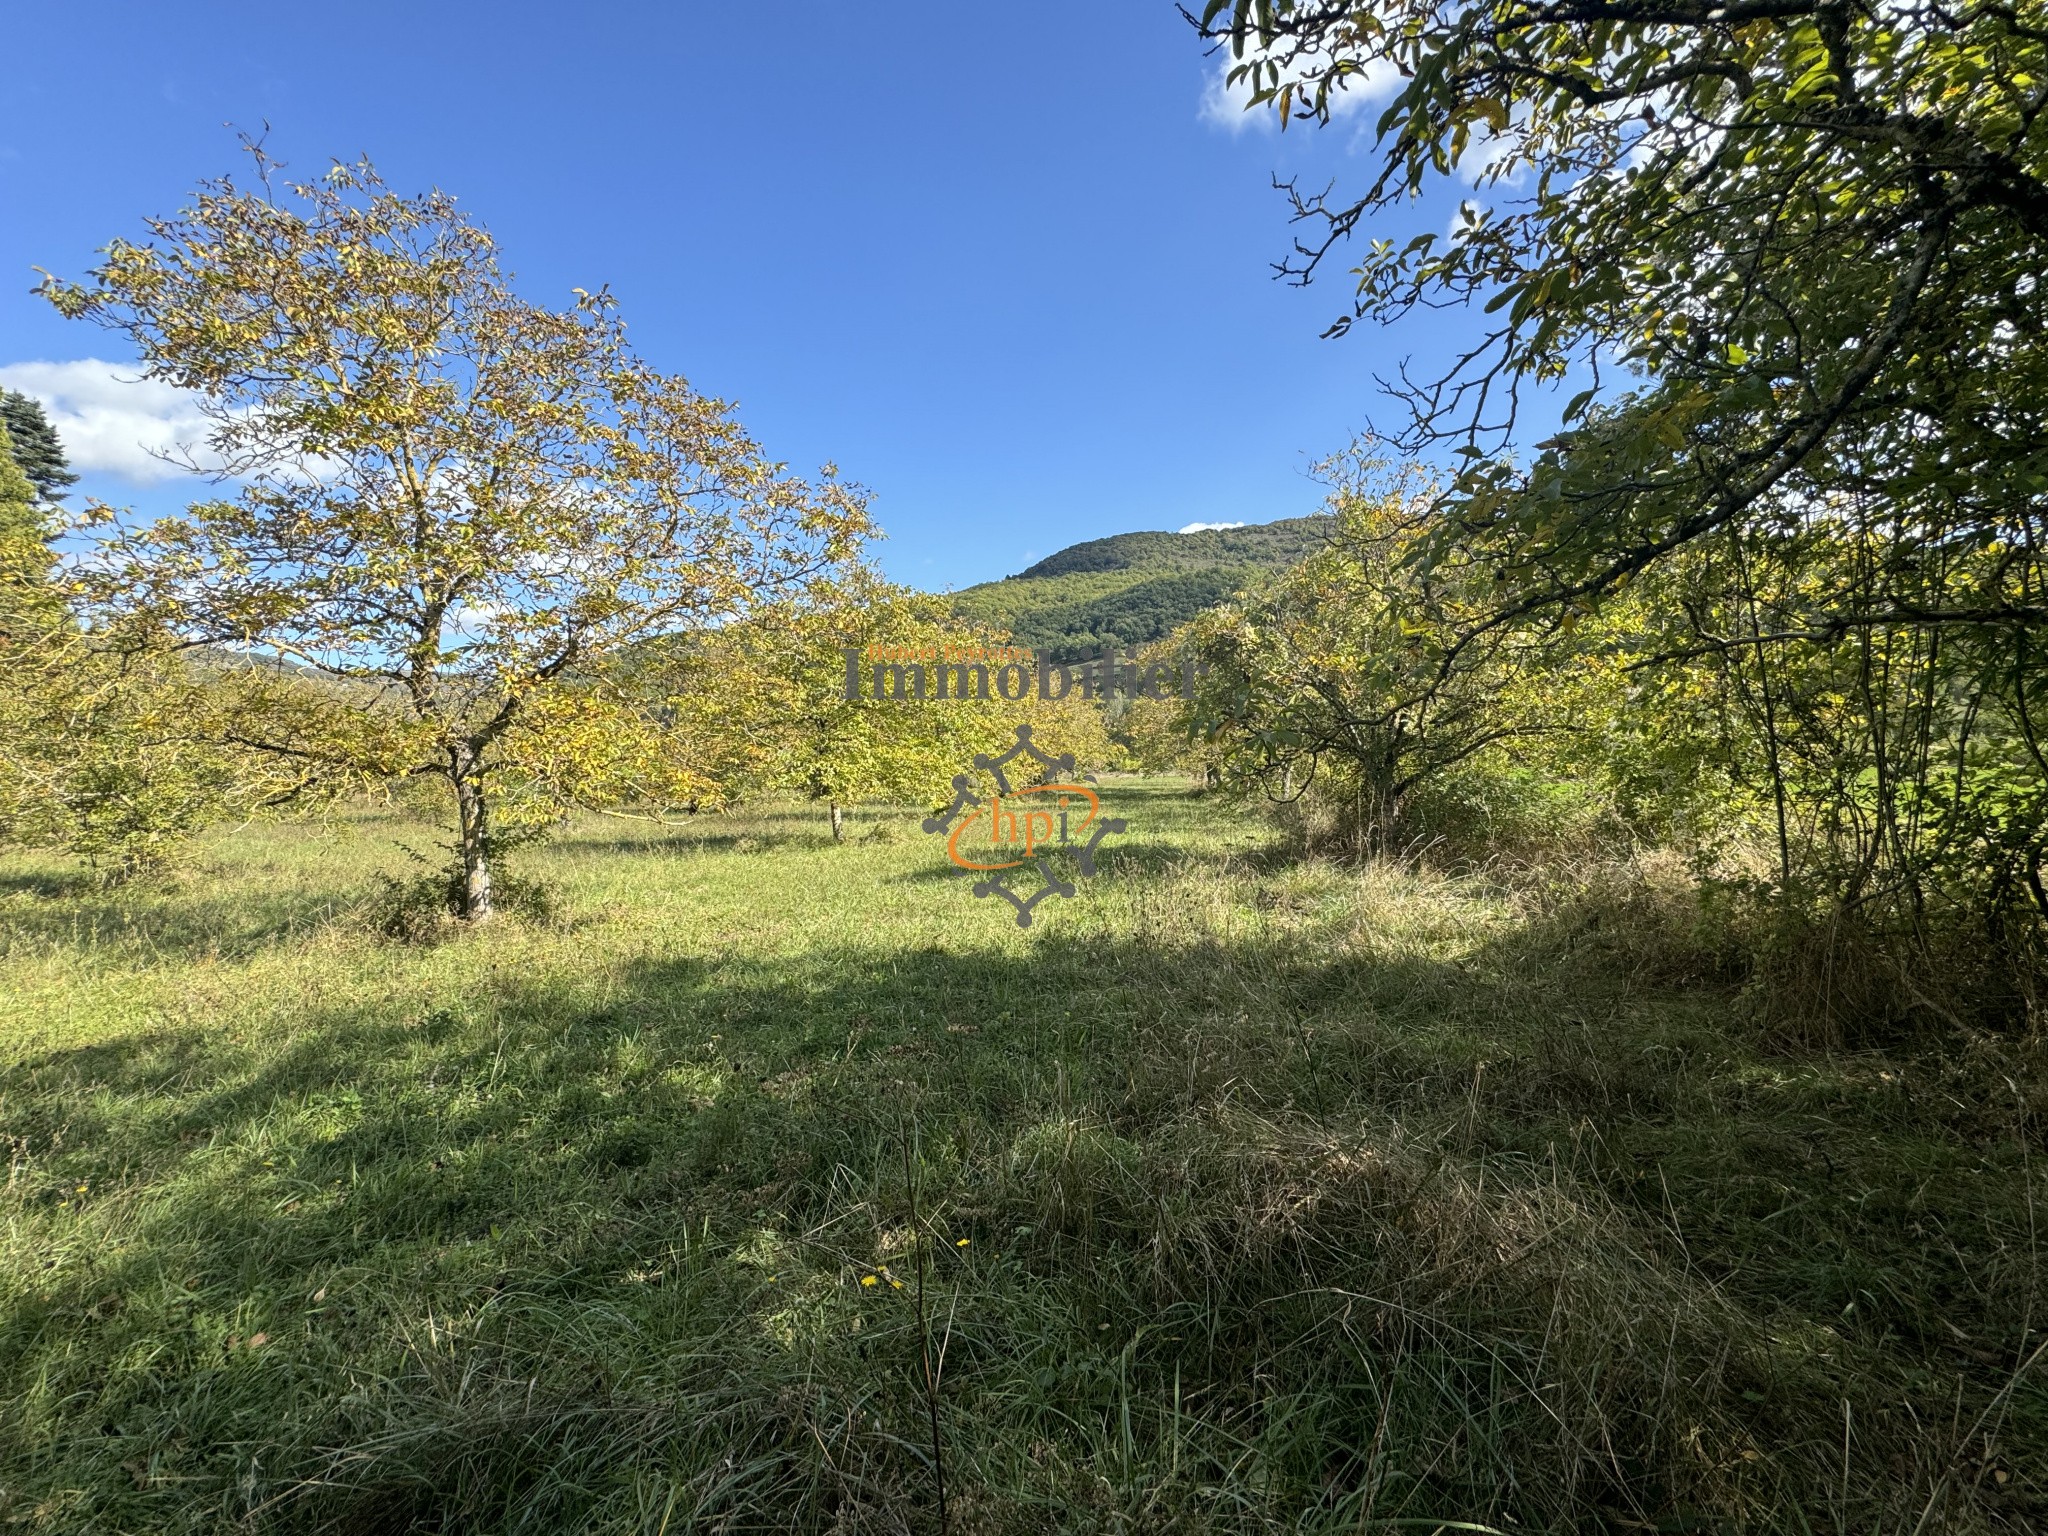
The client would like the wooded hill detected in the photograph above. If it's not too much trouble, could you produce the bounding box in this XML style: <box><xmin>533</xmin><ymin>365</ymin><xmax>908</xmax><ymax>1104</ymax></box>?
<box><xmin>947</xmin><ymin>515</ymin><xmax>1331</xmax><ymax>659</ymax></box>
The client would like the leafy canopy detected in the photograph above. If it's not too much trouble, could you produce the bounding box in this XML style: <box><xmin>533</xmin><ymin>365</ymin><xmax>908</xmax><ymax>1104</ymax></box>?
<box><xmin>1199</xmin><ymin>0</ymin><xmax>2048</xmax><ymax>622</ymax></box>
<box><xmin>1185</xmin><ymin>448</ymin><xmax>1573</xmax><ymax>843</ymax></box>
<box><xmin>1197</xmin><ymin>0</ymin><xmax>2048</xmax><ymax>949</ymax></box>
<box><xmin>39</xmin><ymin>149</ymin><xmax>871</xmax><ymax>913</ymax></box>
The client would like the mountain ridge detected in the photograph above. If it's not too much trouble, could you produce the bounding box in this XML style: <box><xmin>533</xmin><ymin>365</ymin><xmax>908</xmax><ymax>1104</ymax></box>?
<box><xmin>947</xmin><ymin>514</ymin><xmax>1331</xmax><ymax>661</ymax></box>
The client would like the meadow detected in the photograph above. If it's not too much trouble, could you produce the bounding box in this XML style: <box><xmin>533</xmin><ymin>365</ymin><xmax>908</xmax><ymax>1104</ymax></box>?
<box><xmin>1</xmin><ymin>784</ymin><xmax>2041</xmax><ymax>1533</ymax></box>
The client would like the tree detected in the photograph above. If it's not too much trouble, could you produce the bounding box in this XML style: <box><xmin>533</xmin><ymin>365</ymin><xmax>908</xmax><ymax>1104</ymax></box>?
<box><xmin>1185</xmin><ymin>449</ymin><xmax>1569</xmax><ymax>849</ymax></box>
<box><xmin>1198</xmin><ymin>0</ymin><xmax>2048</xmax><ymax>960</ymax></box>
<box><xmin>0</xmin><ymin>419</ymin><xmax>258</xmax><ymax>879</ymax></box>
<box><xmin>0</xmin><ymin>417</ymin><xmax>68</xmax><ymax>849</ymax></box>
<box><xmin>1195</xmin><ymin>0</ymin><xmax>2047</xmax><ymax>620</ymax></box>
<box><xmin>39</xmin><ymin>150</ymin><xmax>870</xmax><ymax>918</ymax></box>
<box><xmin>663</xmin><ymin>573</ymin><xmax>1114</xmax><ymax>838</ymax></box>
<box><xmin>0</xmin><ymin>421</ymin><xmax>53</xmax><ymax>629</ymax></box>
<box><xmin>0</xmin><ymin>391</ymin><xmax>78</xmax><ymax>505</ymax></box>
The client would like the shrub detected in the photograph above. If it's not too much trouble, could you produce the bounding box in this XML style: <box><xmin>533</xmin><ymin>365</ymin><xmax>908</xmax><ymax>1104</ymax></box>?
<box><xmin>369</xmin><ymin>834</ymin><xmax>562</xmax><ymax>942</ymax></box>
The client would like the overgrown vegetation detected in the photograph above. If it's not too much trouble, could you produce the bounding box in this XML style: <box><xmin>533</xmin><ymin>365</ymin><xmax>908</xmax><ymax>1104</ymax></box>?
<box><xmin>0</xmin><ymin>411</ymin><xmax>265</xmax><ymax>883</ymax></box>
<box><xmin>1186</xmin><ymin>0</ymin><xmax>2048</xmax><ymax>1026</ymax></box>
<box><xmin>3</xmin><ymin>793</ymin><xmax>2041</xmax><ymax>1532</ymax></box>
<box><xmin>3</xmin><ymin>7</ymin><xmax>2044</xmax><ymax>1519</ymax></box>
<box><xmin>1178</xmin><ymin>442</ymin><xmax>2048</xmax><ymax>1040</ymax></box>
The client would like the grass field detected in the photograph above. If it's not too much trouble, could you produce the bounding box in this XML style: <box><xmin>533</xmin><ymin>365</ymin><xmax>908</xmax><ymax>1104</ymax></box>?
<box><xmin>1</xmin><ymin>784</ymin><xmax>2042</xmax><ymax>1533</ymax></box>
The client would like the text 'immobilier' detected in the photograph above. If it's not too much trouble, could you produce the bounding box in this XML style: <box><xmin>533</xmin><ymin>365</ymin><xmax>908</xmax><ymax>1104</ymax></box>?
<box><xmin>841</xmin><ymin>646</ymin><xmax>1200</xmax><ymax>702</ymax></box>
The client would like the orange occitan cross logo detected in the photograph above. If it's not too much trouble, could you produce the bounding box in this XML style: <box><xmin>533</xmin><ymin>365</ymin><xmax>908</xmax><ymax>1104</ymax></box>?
<box><xmin>945</xmin><ymin>784</ymin><xmax>1101</xmax><ymax>870</ymax></box>
<box><xmin>920</xmin><ymin>725</ymin><xmax>1126</xmax><ymax>926</ymax></box>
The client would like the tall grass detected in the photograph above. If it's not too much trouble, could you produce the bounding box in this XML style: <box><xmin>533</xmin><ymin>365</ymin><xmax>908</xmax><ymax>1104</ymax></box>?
<box><xmin>1</xmin><ymin>787</ymin><xmax>2041</xmax><ymax>1531</ymax></box>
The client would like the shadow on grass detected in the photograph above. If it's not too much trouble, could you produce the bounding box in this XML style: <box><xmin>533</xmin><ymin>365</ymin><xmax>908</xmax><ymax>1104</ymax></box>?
<box><xmin>0</xmin><ymin>881</ymin><xmax>368</xmax><ymax>964</ymax></box>
<box><xmin>2</xmin><ymin>906</ymin><xmax>2042</xmax><ymax>1533</ymax></box>
<box><xmin>889</xmin><ymin>840</ymin><xmax>1212</xmax><ymax>888</ymax></box>
<box><xmin>548</xmin><ymin>804</ymin><xmax>911</xmax><ymax>858</ymax></box>
<box><xmin>0</xmin><ymin>869</ymin><xmax>97</xmax><ymax>900</ymax></box>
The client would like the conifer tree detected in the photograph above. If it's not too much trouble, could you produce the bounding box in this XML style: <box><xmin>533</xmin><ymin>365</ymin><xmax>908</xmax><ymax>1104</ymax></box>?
<box><xmin>0</xmin><ymin>391</ymin><xmax>78</xmax><ymax>504</ymax></box>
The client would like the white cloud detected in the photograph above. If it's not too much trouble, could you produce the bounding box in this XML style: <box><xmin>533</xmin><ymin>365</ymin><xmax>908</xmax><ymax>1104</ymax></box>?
<box><xmin>1179</xmin><ymin>521</ymin><xmax>1246</xmax><ymax>534</ymax></box>
<box><xmin>1198</xmin><ymin>36</ymin><xmax>1401</xmax><ymax>134</ymax></box>
<box><xmin>0</xmin><ymin>358</ymin><xmax>219</xmax><ymax>485</ymax></box>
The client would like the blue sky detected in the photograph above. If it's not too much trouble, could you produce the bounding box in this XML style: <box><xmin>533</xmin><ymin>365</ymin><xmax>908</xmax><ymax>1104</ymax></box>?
<box><xmin>1</xmin><ymin>2</ymin><xmax>1511</xmax><ymax>591</ymax></box>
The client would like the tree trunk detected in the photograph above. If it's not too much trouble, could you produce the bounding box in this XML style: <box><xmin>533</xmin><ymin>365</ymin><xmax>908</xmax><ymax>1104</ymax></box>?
<box><xmin>453</xmin><ymin>766</ymin><xmax>495</xmax><ymax>921</ymax></box>
<box><xmin>829</xmin><ymin>802</ymin><xmax>846</xmax><ymax>842</ymax></box>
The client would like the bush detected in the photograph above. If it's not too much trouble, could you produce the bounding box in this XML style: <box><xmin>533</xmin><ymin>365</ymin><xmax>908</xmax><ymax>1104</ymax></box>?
<box><xmin>369</xmin><ymin>839</ymin><xmax>562</xmax><ymax>942</ymax></box>
<box><xmin>1403</xmin><ymin>757</ymin><xmax>1619</xmax><ymax>865</ymax></box>
<box><xmin>61</xmin><ymin>749</ymin><xmax>234</xmax><ymax>884</ymax></box>
<box><xmin>1703</xmin><ymin>875</ymin><xmax>2048</xmax><ymax>1045</ymax></box>
<box><xmin>1256</xmin><ymin>755</ymin><xmax>1619</xmax><ymax>869</ymax></box>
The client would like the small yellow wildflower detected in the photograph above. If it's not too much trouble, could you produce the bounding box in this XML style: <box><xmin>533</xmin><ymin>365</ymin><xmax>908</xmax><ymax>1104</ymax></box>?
<box><xmin>889</xmin><ymin>1279</ymin><xmax>904</xmax><ymax>1290</ymax></box>
<box><xmin>955</xmin><ymin>1238</ymin><xmax>970</xmax><ymax>1247</ymax></box>
<box><xmin>860</xmin><ymin>1274</ymin><xmax>879</xmax><ymax>1287</ymax></box>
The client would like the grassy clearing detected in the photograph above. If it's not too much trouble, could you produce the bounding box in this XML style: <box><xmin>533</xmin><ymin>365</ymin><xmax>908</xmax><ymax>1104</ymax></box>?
<box><xmin>1</xmin><ymin>785</ymin><xmax>2042</xmax><ymax>1533</ymax></box>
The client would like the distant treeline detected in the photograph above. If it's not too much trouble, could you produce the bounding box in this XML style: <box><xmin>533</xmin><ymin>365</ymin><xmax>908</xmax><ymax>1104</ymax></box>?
<box><xmin>951</xmin><ymin>516</ymin><xmax>1329</xmax><ymax>661</ymax></box>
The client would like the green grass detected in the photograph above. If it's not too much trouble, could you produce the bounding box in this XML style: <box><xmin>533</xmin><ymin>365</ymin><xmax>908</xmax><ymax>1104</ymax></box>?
<box><xmin>1</xmin><ymin>786</ymin><xmax>2042</xmax><ymax>1532</ymax></box>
